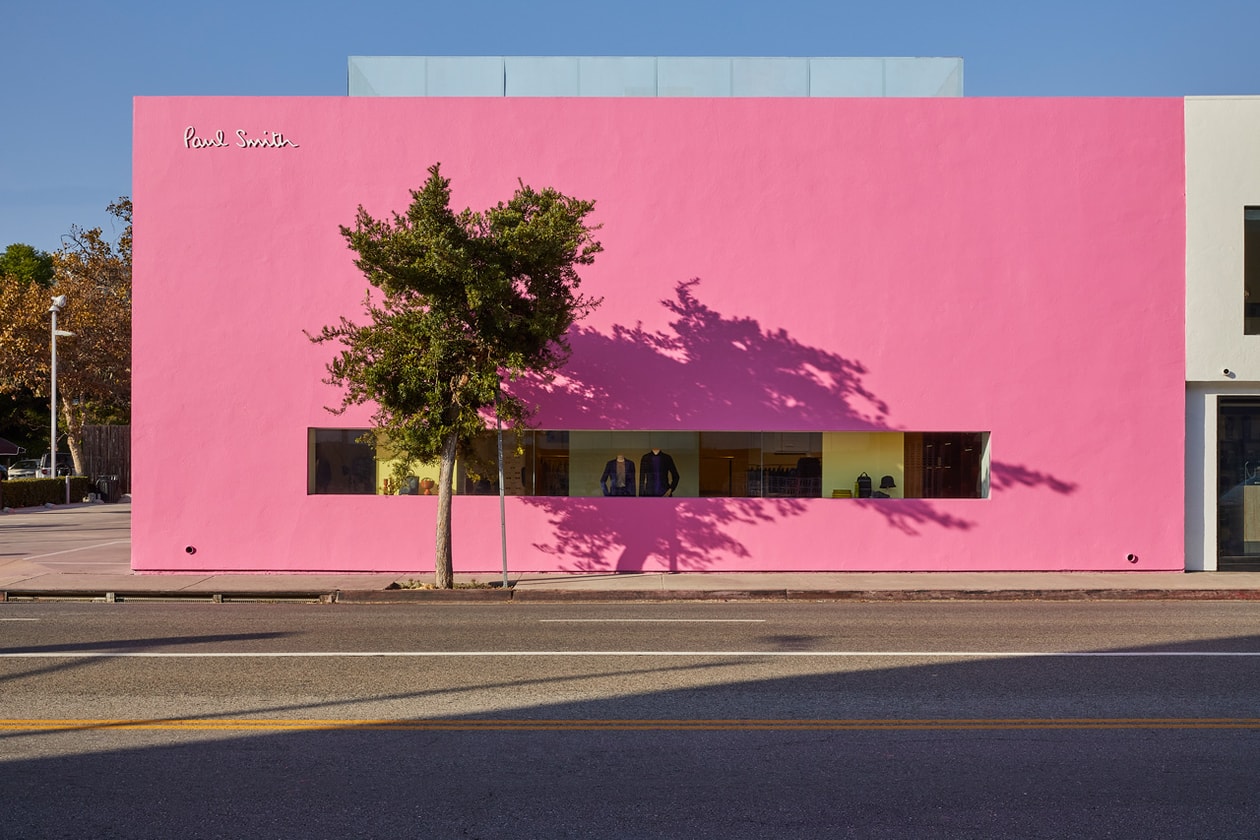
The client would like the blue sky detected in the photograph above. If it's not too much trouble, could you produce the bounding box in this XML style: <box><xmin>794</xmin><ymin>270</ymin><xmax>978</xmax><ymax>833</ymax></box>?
<box><xmin>3</xmin><ymin>0</ymin><xmax>1258</xmax><ymax>254</ymax></box>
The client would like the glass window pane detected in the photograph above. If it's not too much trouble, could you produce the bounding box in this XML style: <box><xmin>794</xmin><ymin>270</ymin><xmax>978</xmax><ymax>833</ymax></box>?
<box><xmin>309</xmin><ymin>428</ymin><xmax>376</xmax><ymax>495</ymax></box>
<box><xmin>570</xmin><ymin>431</ymin><xmax>634</xmax><ymax>497</ymax></box>
<box><xmin>908</xmin><ymin>432</ymin><xmax>988</xmax><ymax>499</ymax></box>
<box><xmin>757</xmin><ymin>433</ymin><xmax>823</xmax><ymax>498</ymax></box>
<box><xmin>533</xmin><ymin>430</ymin><xmax>569</xmax><ymax>496</ymax></box>
<box><xmin>639</xmin><ymin>432</ymin><xmax>698</xmax><ymax>497</ymax></box>
<box><xmin>1217</xmin><ymin>399</ymin><xmax>1260</xmax><ymax>568</ymax></box>
<box><xmin>455</xmin><ymin>432</ymin><xmax>495</xmax><ymax>495</ymax></box>
<box><xmin>372</xmin><ymin>435</ymin><xmax>440</xmax><ymax>496</ymax></box>
<box><xmin>1245</xmin><ymin>207</ymin><xmax>1260</xmax><ymax>334</ymax></box>
<box><xmin>449</xmin><ymin>430</ymin><xmax>528</xmax><ymax>496</ymax></box>
<box><xmin>569</xmin><ymin>431</ymin><xmax>699</xmax><ymax>497</ymax></box>
<box><xmin>699</xmin><ymin>432</ymin><xmax>763</xmax><ymax>497</ymax></box>
<box><xmin>823</xmin><ymin>432</ymin><xmax>903</xmax><ymax>498</ymax></box>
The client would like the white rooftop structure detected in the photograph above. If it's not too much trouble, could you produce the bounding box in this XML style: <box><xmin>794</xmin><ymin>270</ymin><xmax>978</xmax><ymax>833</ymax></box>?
<box><xmin>348</xmin><ymin>56</ymin><xmax>963</xmax><ymax>98</ymax></box>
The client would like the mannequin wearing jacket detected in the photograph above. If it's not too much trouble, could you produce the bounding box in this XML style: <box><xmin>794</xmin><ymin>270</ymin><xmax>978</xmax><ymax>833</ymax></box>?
<box><xmin>639</xmin><ymin>448</ymin><xmax>680</xmax><ymax>497</ymax></box>
<box><xmin>600</xmin><ymin>454</ymin><xmax>636</xmax><ymax>496</ymax></box>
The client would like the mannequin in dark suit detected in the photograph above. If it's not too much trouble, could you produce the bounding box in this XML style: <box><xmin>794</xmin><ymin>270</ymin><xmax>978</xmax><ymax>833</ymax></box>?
<box><xmin>639</xmin><ymin>448</ymin><xmax>679</xmax><ymax>497</ymax></box>
<box><xmin>600</xmin><ymin>454</ymin><xmax>636</xmax><ymax>496</ymax></box>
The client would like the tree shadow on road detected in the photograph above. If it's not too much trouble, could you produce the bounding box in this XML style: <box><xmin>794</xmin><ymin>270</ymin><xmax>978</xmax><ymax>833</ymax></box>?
<box><xmin>1</xmin><ymin>627</ymin><xmax>1254</xmax><ymax>838</ymax></box>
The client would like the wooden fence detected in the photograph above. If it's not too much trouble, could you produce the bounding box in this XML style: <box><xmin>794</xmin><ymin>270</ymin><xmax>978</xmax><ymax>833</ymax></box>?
<box><xmin>81</xmin><ymin>425</ymin><xmax>130</xmax><ymax>494</ymax></box>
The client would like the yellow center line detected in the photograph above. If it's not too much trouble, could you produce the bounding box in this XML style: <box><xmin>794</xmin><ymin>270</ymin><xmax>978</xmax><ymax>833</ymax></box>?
<box><xmin>3</xmin><ymin>718</ymin><xmax>1259</xmax><ymax>732</ymax></box>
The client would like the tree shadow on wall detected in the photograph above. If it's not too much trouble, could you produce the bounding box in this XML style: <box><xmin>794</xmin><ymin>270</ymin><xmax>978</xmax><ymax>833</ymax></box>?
<box><xmin>513</xmin><ymin>279</ymin><xmax>1075</xmax><ymax>571</ymax></box>
<box><xmin>527</xmin><ymin>279</ymin><xmax>891</xmax><ymax>431</ymax></box>
<box><xmin>520</xmin><ymin>497</ymin><xmax>812</xmax><ymax>573</ymax></box>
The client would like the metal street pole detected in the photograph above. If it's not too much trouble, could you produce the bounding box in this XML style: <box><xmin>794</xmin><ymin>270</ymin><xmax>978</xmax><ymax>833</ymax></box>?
<box><xmin>48</xmin><ymin>296</ymin><xmax>67</xmax><ymax>503</ymax></box>
<box><xmin>496</xmin><ymin>375</ymin><xmax>508</xmax><ymax>588</ymax></box>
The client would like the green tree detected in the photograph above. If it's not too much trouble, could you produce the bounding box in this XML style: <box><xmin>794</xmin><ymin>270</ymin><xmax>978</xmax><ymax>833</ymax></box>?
<box><xmin>311</xmin><ymin>165</ymin><xmax>601</xmax><ymax>587</ymax></box>
<box><xmin>0</xmin><ymin>243</ymin><xmax>55</xmax><ymax>287</ymax></box>
<box><xmin>0</xmin><ymin>389</ymin><xmax>47</xmax><ymax>455</ymax></box>
<box><xmin>0</xmin><ymin>199</ymin><xmax>131</xmax><ymax>474</ymax></box>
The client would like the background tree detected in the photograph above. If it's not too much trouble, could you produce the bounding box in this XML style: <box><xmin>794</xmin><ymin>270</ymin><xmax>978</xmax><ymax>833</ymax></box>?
<box><xmin>0</xmin><ymin>199</ymin><xmax>132</xmax><ymax>473</ymax></box>
<box><xmin>0</xmin><ymin>243</ymin><xmax>57</xmax><ymax>457</ymax></box>
<box><xmin>0</xmin><ymin>389</ymin><xmax>47</xmax><ymax>457</ymax></box>
<box><xmin>312</xmin><ymin>165</ymin><xmax>601</xmax><ymax>587</ymax></box>
<box><xmin>0</xmin><ymin>243</ymin><xmax>55</xmax><ymax>288</ymax></box>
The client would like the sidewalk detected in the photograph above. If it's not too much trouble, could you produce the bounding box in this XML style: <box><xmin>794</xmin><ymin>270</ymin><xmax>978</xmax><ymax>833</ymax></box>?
<box><xmin>5</xmin><ymin>501</ymin><xmax>1260</xmax><ymax>602</ymax></box>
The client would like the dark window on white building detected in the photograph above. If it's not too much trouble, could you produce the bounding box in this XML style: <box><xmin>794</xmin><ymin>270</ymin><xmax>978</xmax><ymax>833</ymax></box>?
<box><xmin>1244</xmin><ymin>207</ymin><xmax>1260</xmax><ymax>334</ymax></box>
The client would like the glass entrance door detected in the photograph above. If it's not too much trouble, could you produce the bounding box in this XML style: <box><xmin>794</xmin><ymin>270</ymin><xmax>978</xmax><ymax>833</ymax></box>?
<box><xmin>1217</xmin><ymin>398</ymin><xmax>1260</xmax><ymax>569</ymax></box>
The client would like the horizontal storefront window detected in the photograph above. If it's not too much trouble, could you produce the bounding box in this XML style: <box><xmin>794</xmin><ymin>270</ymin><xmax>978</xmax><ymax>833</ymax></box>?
<box><xmin>309</xmin><ymin>429</ymin><xmax>990</xmax><ymax>499</ymax></box>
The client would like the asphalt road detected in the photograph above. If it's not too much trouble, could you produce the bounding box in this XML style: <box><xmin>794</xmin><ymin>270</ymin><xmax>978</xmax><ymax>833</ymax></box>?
<box><xmin>2</xmin><ymin>601</ymin><xmax>1259</xmax><ymax>839</ymax></box>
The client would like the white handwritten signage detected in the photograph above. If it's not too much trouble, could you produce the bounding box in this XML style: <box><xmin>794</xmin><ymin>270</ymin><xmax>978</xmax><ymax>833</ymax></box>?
<box><xmin>184</xmin><ymin>126</ymin><xmax>300</xmax><ymax>149</ymax></box>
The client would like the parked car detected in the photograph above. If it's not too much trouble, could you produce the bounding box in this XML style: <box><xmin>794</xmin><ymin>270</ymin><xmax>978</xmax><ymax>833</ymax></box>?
<box><xmin>38</xmin><ymin>452</ymin><xmax>76</xmax><ymax>477</ymax></box>
<box><xmin>7</xmin><ymin>459</ymin><xmax>39</xmax><ymax>479</ymax></box>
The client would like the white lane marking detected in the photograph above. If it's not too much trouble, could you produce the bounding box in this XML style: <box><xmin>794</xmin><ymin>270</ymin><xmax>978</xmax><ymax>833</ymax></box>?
<box><xmin>538</xmin><ymin>619</ymin><xmax>767</xmax><ymax>623</ymax></box>
<box><xmin>0</xmin><ymin>650</ymin><xmax>1258</xmax><ymax>659</ymax></box>
<box><xmin>22</xmin><ymin>540</ymin><xmax>129</xmax><ymax>561</ymax></box>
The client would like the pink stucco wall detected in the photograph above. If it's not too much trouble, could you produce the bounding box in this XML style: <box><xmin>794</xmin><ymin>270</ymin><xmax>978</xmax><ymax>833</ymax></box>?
<box><xmin>132</xmin><ymin>97</ymin><xmax>1185</xmax><ymax>573</ymax></box>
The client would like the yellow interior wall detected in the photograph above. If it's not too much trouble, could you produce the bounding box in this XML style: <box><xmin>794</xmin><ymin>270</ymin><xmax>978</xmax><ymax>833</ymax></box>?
<box><xmin>373</xmin><ymin>437</ymin><xmax>441</xmax><ymax>495</ymax></box>
<box><xmin>822</xmin><ymin>432</ymin><xmax>905</xmax><ymax>498</ymax></box>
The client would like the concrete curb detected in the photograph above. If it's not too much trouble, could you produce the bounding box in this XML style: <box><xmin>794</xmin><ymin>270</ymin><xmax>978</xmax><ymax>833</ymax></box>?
<box><xmin>508</xmin><ymin>589</ymin><xmax>786</xmax><ymax>602</ymax></box>
<box><xmin>781</xmin><ymin>588</ymin><xmax>1260</xmax><ymax>602</ymax></box>
<box><xmin>9</xmin><ymin>588</ymin><xmax>1260</xmax><ymax>604</ymax></box>
<box><xmin>0</xmin><ymin>590</ymin><xmax>337</xmax><ymax>603</ymax></box>
<box><xmin>336</xmin><ymin>588</ymin><xmax>513</xmax><ymax>603</ymax></box>
<box><xmin>333</xmin><ymin>588</ymin><xmax>1260</xmax><ymax>604</ymax></box>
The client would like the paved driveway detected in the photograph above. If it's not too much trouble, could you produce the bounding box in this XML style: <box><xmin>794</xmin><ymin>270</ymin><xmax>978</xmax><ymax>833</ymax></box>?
<box><xmin>0</xmin><ymin>503</ymin><xmax>131</xmax><ymax>587</ymax></box>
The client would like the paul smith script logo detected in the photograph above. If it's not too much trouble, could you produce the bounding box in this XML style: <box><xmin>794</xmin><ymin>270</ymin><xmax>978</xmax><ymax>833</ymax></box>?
<box><xmin>184</xmin><ymin>126</ymin><xmax>300</xmax><ymax>149</ymax></box>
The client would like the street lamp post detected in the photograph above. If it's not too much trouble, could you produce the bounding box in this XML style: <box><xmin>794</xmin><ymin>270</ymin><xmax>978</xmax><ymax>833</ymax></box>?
<box><xmin>48</xmin><ymin>295</ymin><xmax>73</xmax><ymax>503</ymax></box>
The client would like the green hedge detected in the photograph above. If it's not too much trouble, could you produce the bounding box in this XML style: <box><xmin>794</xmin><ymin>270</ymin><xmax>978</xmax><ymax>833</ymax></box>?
<box><xmin>0</xmin><ymin>477</ymin><xmax>95</xmax><ymax>509</ymax></box>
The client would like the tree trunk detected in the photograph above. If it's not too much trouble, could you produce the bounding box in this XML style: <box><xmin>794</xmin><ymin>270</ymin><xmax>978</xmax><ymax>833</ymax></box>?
<box><xmin>434</xmin><ymin>429</ymin><xmax>459</xmax><ymax>588</ymax></box>
<box><xmin>60</xmin><ymin>395</ymin><xmax>85</xmax><ymax>476</ymax></box>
